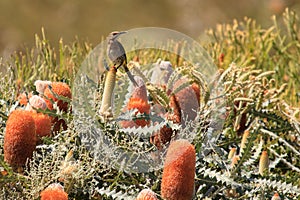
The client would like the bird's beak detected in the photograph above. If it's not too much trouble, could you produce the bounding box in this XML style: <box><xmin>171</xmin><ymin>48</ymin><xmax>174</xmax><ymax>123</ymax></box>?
<box><xmin>118</xmin><ymin>31</ymin><xmax>127</xmax><ymax>35</ymax></box>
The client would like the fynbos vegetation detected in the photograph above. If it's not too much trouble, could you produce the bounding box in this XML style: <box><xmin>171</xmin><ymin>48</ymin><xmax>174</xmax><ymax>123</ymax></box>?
<box><xmin>0</xmin><ymin>9</ymin><xmax>299</xmax><ymax>200</ymax></box>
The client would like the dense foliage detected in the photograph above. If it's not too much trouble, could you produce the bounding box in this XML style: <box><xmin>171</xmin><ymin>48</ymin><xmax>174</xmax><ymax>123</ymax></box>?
<box><xmin>0</xmin><ymin>8</ymin><xmax>299</xmax><ymax>200</ymax></box>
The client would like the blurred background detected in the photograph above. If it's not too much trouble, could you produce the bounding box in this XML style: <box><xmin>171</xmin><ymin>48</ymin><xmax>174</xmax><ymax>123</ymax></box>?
<box><xmin>0</xmin><ymin>0</ymin><xmax>299</xmax><ymax>61</ymax></box>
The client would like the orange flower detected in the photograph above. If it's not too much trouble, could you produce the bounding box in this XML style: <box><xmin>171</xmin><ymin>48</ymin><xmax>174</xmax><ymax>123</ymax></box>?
<box><xmin>40</xmin><ymin>183</ymin><xmax>68</xmax><ymax>200</ymax></box>
<box><xmin>127</xmin><ymin>98</ymin><xmax>150</xmax><ymax>114</ymax></box>
<box><xmin>17</xmin><ymin>92</ymin><xmax>33</xmax><ymax>106</ymax></box>
<box><xmin>121</xmin><ymin>77</ymin><xmax>151</xmax><ymax>128</ymax></box>
<box><xmin>44</xmin><ymin>82</ymin><xmax>71</xmax><ymax>133</ymax></box>
<box><xmin>271</xmin><ymin>192</ymin><xmax>281</xmax><ymax>200</ymax></box>
<box><xmin>4</xmin><ymin>110</ymin><xmax>36</xmax><ymax>169</ymax></box>
<box><xmin>121</xmin><ymin>98</ymin><xmax>150</xmax><ymax>128</ymax></box>
<box><xmin>136</xmin><ymin>189</ymin><xmax>158</xmax><ymax>200</ymax></box>
<box><xmin>31</xmin><ymin>111</ymin><xmax>52</xmax><ymax>138</ymax></box>
<box><xmin>25</xmin><ymin>96</ymin><xmax>52</xmax><ymax>138</ymax></box>
<box><xmin>161</xmin><ymin>139</ymin><xmax>196</xmax><ymax>200</ymax></box>
<box><xmin>44</xmin><ymin>82</ymin><xmax>72</xmax><ymax>112</ymax></box>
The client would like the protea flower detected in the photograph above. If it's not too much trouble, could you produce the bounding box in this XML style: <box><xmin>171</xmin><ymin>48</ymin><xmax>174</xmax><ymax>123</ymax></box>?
<box><xmin>259</xmin><ymin>150</ymin><xmax>269</xmax><ymax>176</ymax></box>
<box><xmin>161</xmin><ymin>139</ymin><xmax>195</xmax><ymax>200</ymax></box>
<box><xmin>136</xmin><ymin>189</ymin><xmax>158</xmax><ymax>200</ymax></box>
<box><xmin>40</xmin><ymin>183</ymin><xmax>68</xmax><ymax>200</ymax></box>
<box><xmin>4</xmin><ymin>110</ymin><xmax>36</xmax><ymax>169</ymax></box>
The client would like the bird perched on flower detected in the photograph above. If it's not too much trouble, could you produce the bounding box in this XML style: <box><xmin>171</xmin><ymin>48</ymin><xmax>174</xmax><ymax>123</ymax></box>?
<box><xmin>106</xmin><ymin>31</ymin><xmax>137</xmax><ymax>86</ymax></box>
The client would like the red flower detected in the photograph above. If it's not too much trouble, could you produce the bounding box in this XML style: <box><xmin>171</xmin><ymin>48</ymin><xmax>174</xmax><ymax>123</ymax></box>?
<box><xmin>161</xmin><ymin>139</ymin><xmax>196</xmax><ymax>200</ymax></box>
<box><xmin>4</xmin><ymin>110</ymin><xmax>36</xmax><ymax>169</ymax></box>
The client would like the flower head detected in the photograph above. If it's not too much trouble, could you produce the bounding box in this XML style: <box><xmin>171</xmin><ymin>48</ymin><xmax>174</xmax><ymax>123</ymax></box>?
<box><xmin>44</xmin><ymin>82</ymin><xmax>71</xmax><ymax>112</ymax></box>
<box><xmin>161</xmin><ymin>139</ymin><xmax>195</xmax><ymax>200</ymax></box>
<box><xmin>271</xmin><ymin>192</ymin><xmax>281</xmax><ymax>200</ymax></box>
<box><xmin>4</xmin><ymin>110</ymin><xmax>36</xmax><ymax>169</ymax></box>
<box><xmin>17</xmin><ymin>92</ymin><xmax>32</xmax><ymax>106</ymax></box>
<box><xmin>40</xmin><ymin>183</ymin><xmax>68</xmax><ymax>200</ymax></box>
<box><xmin>31</xmin><ymin>111</ymin><xmax>52</xmax><ymax>138</ymax></box>
<box><xmin>259</xmin><ymin>150</ymin><xmax>269</xmax><ymax>176</ymax></box>
<box><xmin>172</xmin><ymin>78</ymin><xmax>199</xmax><ymax>124</ymax></box>
<box><xmin>136</xmin><ymin>189</ymin><xmax>158</xmax><ymax>200</ymax></box>
<box><xmin>34</xmin><ymin>80</ymin><xmax>52</xmax><ymax>95</ymax></box>
<box><xmin>26</xmin><ymin>95</ymin><xmax>47</xmax><ymax>111</ymax></box>
<box><xmin>120</xmin><ymin>76</ymin><xmax>150</xmax><ymax>128</ymax></box>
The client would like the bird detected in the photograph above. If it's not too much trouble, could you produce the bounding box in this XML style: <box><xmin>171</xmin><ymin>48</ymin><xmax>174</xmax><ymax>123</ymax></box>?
<box><xmin>106</xmin><ymin>31</ymin><xmax>138</xmax><ymax>86</ymax></box>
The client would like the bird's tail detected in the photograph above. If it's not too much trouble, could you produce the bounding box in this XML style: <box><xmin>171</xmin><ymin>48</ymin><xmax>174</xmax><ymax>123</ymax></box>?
<box><xmin>125</xmin><ymin>68</ymin><xmax>138</xmax><ymax>87</ymax></box>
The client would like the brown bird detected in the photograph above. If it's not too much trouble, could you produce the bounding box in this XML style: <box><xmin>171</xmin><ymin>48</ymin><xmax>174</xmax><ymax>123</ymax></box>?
<box><xmin>107</xmin><ymin>31</ymin><xmax>138</xmax><ymax>86</ymax></box>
